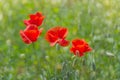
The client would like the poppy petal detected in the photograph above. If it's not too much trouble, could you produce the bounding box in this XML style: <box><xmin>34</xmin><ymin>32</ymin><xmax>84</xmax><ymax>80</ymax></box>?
<box><xmin>25</xmin><ymin>24</ymin><xmax>38</xmax><ymax>31</ymax></box>
<box><xmin>45</xmin><ymin>31</ymin><xmax>58</xmax><ymax>43</ymax></box>
<box><xmin>70</xmin><ymin>38</ymin><xmax>92</xmax><ymax>57</ymax></box>
<box><xmin>24</xmin><ymin>30</ymin><xmax>39</xmax><ymax>42</ymax></box>
<box><xmin>58</xmin><ymin>39</ymin><xmax>69</xmax><ymax>47</ymax></box>
<box><xmin>20</xmin><ymin>30</ymin><xmax>32</xmax><ymax>44</ymax></box>
<box><xmin>72</xmin><ymin>39</ymin><xmax>85</xmax><ymax>47</ymax></box>
<box><xmin>23</xmin><ymin>20</ymin><xmax>30</xmax><ymax>26</ymax></box>
<box><xmin>24</xmin><ymin>12</ymin><xmax>44</xmax><ymax>26</ymax></box>
<box><xmin>20</xmin><ymin>24</ymin><xmax>41</xmax><ymax>44</ymax></box>
<box><xmin>29</xmin><ymin>14</ymin><xmax>36</xmax><ymax>19</ymax></box>
<box><xmin>45</xmin><ymin>26</ymin><xmax>69</xmax><ymax>47</ymax></box>
<box><xmin>36</xmin><ymin>12</ymin><xmax>42</xmax><ymax>16</ymax></box>
<box><xmin>50</xmin><ymin>41</ymin><xmax>58</xmax><ymax>46</ymax></box>
<box><xmin>58</xmin><ymin>27</ymin><xmax>68</xmax><ymax>39</ymax></box>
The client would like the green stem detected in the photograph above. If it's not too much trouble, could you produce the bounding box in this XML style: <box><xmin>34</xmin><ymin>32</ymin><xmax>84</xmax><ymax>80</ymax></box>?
<box><xmin>32</xmin><ymin>43</ymin><xmax>36</xmax><ymax>55</ymax></box>
<box><xmin>56</xmin><ymin>44</ymin><xmax>60</xmax><ymax>51</ymax></box>
<box><xmin>32</xmin><ymin>43</ymin><xmax>38</xmax><ymax>60</ymax></box>
<box><xmin>32</xmin><ymin>43</ymin><xmax>40</xmax><ymax>78</ymax></box>
<box><xmin>91</xmin><ymin>53</ymin><xmax>96</xmax><ymax>71</ymax></box>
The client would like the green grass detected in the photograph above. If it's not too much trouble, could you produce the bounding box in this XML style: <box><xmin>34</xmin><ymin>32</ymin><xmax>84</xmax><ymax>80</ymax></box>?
<box><xmin>0</xmin><ymin>0</ymin><xmax>120</xmax><ymax>80</ymax></box>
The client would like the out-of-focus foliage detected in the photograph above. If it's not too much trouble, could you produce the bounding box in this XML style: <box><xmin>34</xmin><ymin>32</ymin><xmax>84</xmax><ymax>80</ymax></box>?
<box><xmin>0</xmin><ymin>0</ymin><xmax>120</xmax><ymax>80</ymax></box>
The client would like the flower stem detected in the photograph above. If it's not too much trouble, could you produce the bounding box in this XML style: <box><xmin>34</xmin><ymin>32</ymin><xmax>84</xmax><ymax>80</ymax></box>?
<box><xmin>32</xmin><ymin>43</ymin><xmax>36</xmax><ymax>54</ymax></box>
<box><xmin>32</xmin><ymin>43</ymin><xmax>40</xmax><ymax>78</ymax></box>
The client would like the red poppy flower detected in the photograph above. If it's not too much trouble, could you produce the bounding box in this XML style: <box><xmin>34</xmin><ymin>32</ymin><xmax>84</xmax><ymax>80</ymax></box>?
<box><xmin>20</xmin><ymin>24</ymin><xmax>43</xmax><ymax>44</ymax></box>
<box><xmin>24</xmin><ymin>12</ymin><xmax>45</xmax><ymax>26</ymax></box>
<box><xmin>45</xmin><ymin>26</ymin><xmax>69</xmax><ymax>47</ymax></box>
<box><xmin>70</xmin><ymin>39</ymin><xmax>92</xmax><ymax>57</ymax></box>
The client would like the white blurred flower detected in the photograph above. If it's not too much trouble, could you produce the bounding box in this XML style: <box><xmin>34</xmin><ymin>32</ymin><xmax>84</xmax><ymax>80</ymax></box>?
<box><xmin>45</xmin><ymin>56</ymin><xmax>49</xmax><ymax>60</ymax></box>
<box><xmin>20</xmin><ymin>53</ymin><xmax>25</xmax><ymax>58</ymax></box>
<box><xmin>6</xmin><ymin>39</ymin><xmax>11</xmax><ymax>46</ymax></box>
<box><xmin>106</xmin><ymin>52</ymin><xmax>115</xmax><ymax>57</ymax></box>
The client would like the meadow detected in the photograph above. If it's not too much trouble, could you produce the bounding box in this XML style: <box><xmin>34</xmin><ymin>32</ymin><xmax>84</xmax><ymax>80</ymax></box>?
<box><xmin>0</xmin><ymin>0</ymin><xmax>120</xmax><ymax>80</ymax></box>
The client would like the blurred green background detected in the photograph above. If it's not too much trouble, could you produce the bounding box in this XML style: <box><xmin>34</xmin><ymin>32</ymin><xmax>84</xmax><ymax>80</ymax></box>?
<box><xmin>0</xmin><ymin>0</ymin><xmax>120</xmax><ymax>80</ymax></box>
